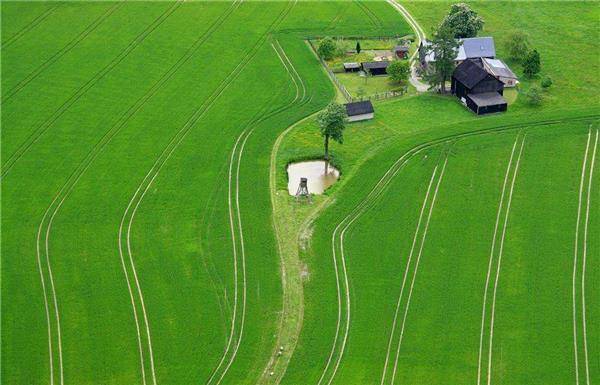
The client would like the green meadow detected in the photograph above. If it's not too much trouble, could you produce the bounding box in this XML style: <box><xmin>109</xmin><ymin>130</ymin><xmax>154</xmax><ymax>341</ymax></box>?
<box><xmin>1</xmin><ymin>1</ymin><xmax>598</xmax><ymax>385</ymax></box>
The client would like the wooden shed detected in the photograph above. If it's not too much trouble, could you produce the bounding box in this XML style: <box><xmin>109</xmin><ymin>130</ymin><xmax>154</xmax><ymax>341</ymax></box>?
<box><xmin>344</xmin><ymin>100</ymin><xmax>374</xmax><ymax>122</ymax></box>
<box><xmin>361</xmin><ymin>61</ymin><xmax>390</xmax><ymax>76</ymax></box>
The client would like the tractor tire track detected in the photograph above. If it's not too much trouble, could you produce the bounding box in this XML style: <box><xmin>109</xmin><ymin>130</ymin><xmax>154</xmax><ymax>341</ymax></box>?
<box><xmin>2</xmin><ymin>1</ymin><xmax>183</xmax><ymax>177</ymax></box>
<box><xmin>380</xmin><ymin>153</ymin><xmax>442</xmax><ymax>385</ymax></box>
<box><xmin>581</xmin><ymin>129</ymin><xmax>598</xmax><ymax>385</ymax></box>
<box><xmin>1</xmin><ymin>2</ymin><xmax>123</xmax><ymax>104</ymax></box>
<box><xmin>476</xmin><ymin>133</ymin><xmax>521</xmax><ymax>385</ymax></box>
<box><xmin>31</xmin><ymin>3</ymin><xmax>241</xmax><ymax>385</ymax></box>
<box><xmin>109</xmin><ymin>3</ymin><xmax>294</xmax><ymax>385</ymax></box>
<box><xmin>485</xmin><ymin>134</ymin><xmax>526</xmax><ymax>385</ymax></box>
<box><xmin>312</xmin><ymin>116</ymin><xmax>596</xmax><ymax>385</ymax></box>
<box><xmin>572</xmin><ymin>129</ymin><xmax>592</xmax><ymax>385</ymax></box>
<box><xmin>1</xmin><ymin>4</ymin><xmax>61</xmax><ymax>50</ymax></box>
<box><xmin>389</xmin><ymin>153</ymin><xmax>448</xmax><ymax>385</ymax></box>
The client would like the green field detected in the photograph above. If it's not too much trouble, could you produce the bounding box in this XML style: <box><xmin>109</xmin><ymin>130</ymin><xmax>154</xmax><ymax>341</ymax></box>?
<box><xmin>1</xmin><ymin>1</ymin><xmax>599</xmax><ymax>385</ymax></box>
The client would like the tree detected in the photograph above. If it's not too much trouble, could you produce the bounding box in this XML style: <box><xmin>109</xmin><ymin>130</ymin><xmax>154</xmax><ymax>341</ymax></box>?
<box><xmin>318</xmin><ymin>37</ymin><xmax>337</xmax><ymax>60</ymax></box>
<box><xmin>316</xmin><ymin>103</ymin><xmax>346</xmax><ymax>174</ymax></box>
<box><xmin>423</xmin><ymin>25</ymin><xmax>460</xmax><ymax>93</ymax></box>
<box><xmin>505</xmin><ymin>31</ymin><xmax>530</xmax><ymax>63</ymax></box>
<box><xmin>439</xmin><ymin>3</ymin><xmax>484</xmax><ymax>38</ymax></box>
<box><xmin>387</xmin><ymin>60</ymin><xmax>410</xmax><ymax>84</ymax></box>
<box><xmin>356</xmin><ymin>41</ymin><xmax>361</xmax><ymax>54</ymax></box>
<box><xmin>523</xmin><ymin>86</ymin><xmax>543</xmax><ymax>105</ymax></box>
<box><xmin>541</xmin><ymin>76</ymin><xmax>553</xmax><ymax>89</ymax></box>
<box><xmin>523</xmin><ymin>49</ymin><xmax>541</xmax><ymax>78</ymax></box>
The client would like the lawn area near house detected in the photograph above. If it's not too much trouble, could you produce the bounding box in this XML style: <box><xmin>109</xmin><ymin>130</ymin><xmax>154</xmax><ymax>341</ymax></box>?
<box><xmin>403</xmin><ymin>1</ymin><xmax>599</xmax><ymax>109</ymax></box>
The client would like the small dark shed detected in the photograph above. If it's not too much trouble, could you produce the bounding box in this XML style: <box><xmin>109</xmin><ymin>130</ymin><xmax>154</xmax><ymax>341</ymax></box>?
<box><xmin>466</xmin><ymin>92</ymin><xmax>507</xmax><ymax>115</ymax></box>
<box><xmin>451</xmin><ymin>59</ymin><xmax>504</xmax><ymax>98</ymax></box>
<box><xmin>345</xmin><ymin>100</ymin><xmax>374</xmax><ymax>122</ymax></box>
<box><xmin>343</xmin><ymin>62</ymin><xmax>361</xmax><ymax>72</ymax></box>
<box><xmin>392</xmin><ymin>45</ymin><xmax>409</xmax><ymax>59</ymax></box>
<box><xmin>362</xmin><ymin>61</ymin><xmax>390</xmax><ymax>76</ymax></box>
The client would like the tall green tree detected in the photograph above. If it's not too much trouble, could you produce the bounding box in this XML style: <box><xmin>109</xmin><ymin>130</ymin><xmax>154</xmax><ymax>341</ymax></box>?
<box><xmin>318</xmin><ymin>37</ymin><xmax>337</xmax><ymax>60</ymax></box>
<box><xmin>523</xmin><ymin>49</ymin><xmax>541</xmax><ymax>78</ymax></box>
<box><xmin>356</xmin><ymin>41</ymin><xmax>361</xmax><ymax>54</ymax></box>
<box><xmin>423</xmin><ymin>25</ymin><xmax>460</xmax><ymax>93</ymax></box>
<box><xmin>505</xmin><ymin>31</ymin><xmax>530</xmax><ymax>63</ymax></box>
<box><xmin>316</xmin><ymin>103</ymin><xmax>346</xmax><ymax>174</ymax></box>
<box><xmin>440</xmin><ymin>3</ymin><xmax>484</xmax><ymax>38</ymax></box>
<box><xmin>387</xmin><ymin>60</ymin><xmax>410</xmax><ymax>84</ymax></box>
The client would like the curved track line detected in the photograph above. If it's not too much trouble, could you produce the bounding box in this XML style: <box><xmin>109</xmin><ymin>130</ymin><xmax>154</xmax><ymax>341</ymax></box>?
<box><xmin>380</xmin><ymin>159</ymin><xmax>440</xmax><ymax>385</ymax></box>
<box><xmin>1</xmin><ymin>4</ymin><xmax>61</xmax><ymax>50</ymax></box>
<box><xmin>477</xmin><ymin>134</ymin><xmax>521</xmax><ymax>385</ymax></box>
<box><xmin>31</xmin><ymin>3</ymin><xmax>241</xmax><ymax>384</ymax></box>
<box><xmin>208</xmin><ymin>33</ymin><xmax>309</xmax><ymax>385</ymax></box>
<box><xmin>2</xmin><ymin>1</ymin><xmax>183</xmax><ymax>177</ymax></box>
<box><xmin>111</xmin><ymin>4</ymin><xmax>297</xmax><ymax>385</ymax></box>
<box><xmin>1</xmin><ymin>2</ymin><xmax>123</xmax><ymax>104</ymax></box>
<box><xmin>389</xmin><ymin>154</ymin><xmax>448</xmax><ymax>385</ymax></box>
<box><xmin>486</xmin><ymin>135</ymin><xmax>526</xmax><ymax>385</ymax></box>
<box><xmin>572</xmin><ymin>129</ymin><xmax>592</xmax><ymax>385</ymax></box>
<box><xmin>312</xmin><ymin>116</ymin><xmax>596</xmax><ymax>385</ymax></box>
<box><xmin>581</xmin><ymin>129</ymin><xmax>598</xmax><ymax>385</ymax></box>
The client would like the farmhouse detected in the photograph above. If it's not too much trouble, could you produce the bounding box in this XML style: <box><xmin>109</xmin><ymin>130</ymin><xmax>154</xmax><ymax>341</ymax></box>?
<box><xmin>392</xmin><ymin>45</ymin><xmax>409</xmax><ymax>59</ymax></box>
<box><xmin>451</xmin><ymin>58</ymin><xmax>507</xmax><ymax>115</ymax></box>
<box><xmin>345</xmin><ymin>100</ymin><xmax>374</xmax><ymax>122</ymax></box>
<box><xmin>361</xmin><ymin>61</ymin><xmax>390</xmax><ymax>76</ymax></box>
<box><xmin>343</xmin><ymin>62</ymin><xmax>361</xmax><ymax>73</ymax></box>
<box><xmin>481</xmin><ymin>57</ymin><xmax>518</xmax><ymax>87</ymax></box>
<box><xmin>419</xmin><ymin>36</ymin><xmax>496</xmax><ymax>68</ymax></box>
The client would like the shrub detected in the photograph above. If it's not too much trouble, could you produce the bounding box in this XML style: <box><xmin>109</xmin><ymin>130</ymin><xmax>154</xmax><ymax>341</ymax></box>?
<box><xmin>318</xmin><ymin>37</ymin><xmax>337</xmax><ymax>60</ymax></box>
<box><xmin>523</xmin><ymin>86</ymin><xmax>543</xmax><ymax>106</ymax></box>
<box><xmin>387</xmin><ymin>60</ymin><xmax>411</xmax><ymax>83</ymax></box>
<box><xmin>541</xmin><ymin>76</ymin><xmax>553</xmax><ymax>89</ymax></box>
<box><xmin>505</xmin><ymin>31</ymin><xmax>530</xmax><ymax>63</ymax></box>
<box><xmin>523</xmin><ymin>49</ymin><xmax>541</xmax><ymax>78</ymax></box>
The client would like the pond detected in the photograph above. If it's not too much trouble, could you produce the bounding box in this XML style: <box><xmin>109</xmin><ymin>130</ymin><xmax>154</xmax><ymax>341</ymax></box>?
<box><xmin>287</xmin><ymin>160</ymin><xmax>340</xmax><ymax>196</ymax></box>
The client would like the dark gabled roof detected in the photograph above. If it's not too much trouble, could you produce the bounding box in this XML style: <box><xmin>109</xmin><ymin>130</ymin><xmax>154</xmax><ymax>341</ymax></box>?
<box><xmin>453</xmin><ymin>59</ymin><xmax>490</xmax><ymax>89</ymax></box>
<box><xmin>467</xmin><ymin>92</ymin><xmax>507</xmax><ymax>107</ymax></box>
<box><xmin>362</xmin><ymin>61</ymin><xmax>390</xmax><ymax>70</ymax></box>
<box><xmin>393</xmin><ymin>45</ymin><xmax>409</xmax><ymax>52</ymax></box>
<box><xmin>345</xmin><ymin>100</ymin><xmax>374</xmax><ymax>116</ymax></box>
<box><xmin>343</xmin><ymin>62</ymin><xmax>361</xmax><ymax>69</ymax></box>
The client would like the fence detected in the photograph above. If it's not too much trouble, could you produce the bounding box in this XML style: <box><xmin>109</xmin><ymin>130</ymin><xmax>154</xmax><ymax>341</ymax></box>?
<box><xmin>307</xmin><ymin>39</ymin><xmax>408</xmax><ymax>103</ymax></box>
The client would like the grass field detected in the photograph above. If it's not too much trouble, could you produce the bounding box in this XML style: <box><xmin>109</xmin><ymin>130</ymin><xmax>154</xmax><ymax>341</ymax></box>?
<box><xmin>1</xmin><ymin>1</ymin><xmax>599</xmax><ymax>385</ymax></box>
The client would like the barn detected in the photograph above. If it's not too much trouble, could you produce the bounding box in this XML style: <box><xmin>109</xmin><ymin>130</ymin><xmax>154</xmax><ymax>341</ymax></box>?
<box><xmin>361</xmin><ymin>61</ymin><xmax>390</xmax><ymax>76</ymax></box>
<box><xmin>451</xmin><ymin>58</ymin><xmax>507</xmax><ymax>115</ymax></box>
<box><xmin>345</xmin><ymin>100</ymin><xmax>374</xmax><ymax>122</ymax></box>
<box><xmin>481</xmin><ymin>57</ymin><xmax>518</xmax><ymax>87</ymax></box>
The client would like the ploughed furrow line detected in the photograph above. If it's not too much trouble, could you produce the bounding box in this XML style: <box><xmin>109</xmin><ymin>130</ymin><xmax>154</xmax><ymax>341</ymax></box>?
<box><xmin>380</xmin><ymin>151</ymin><xmax>445</xmax><ymax>385</ymax></box>
<box><xmin>1</xmin><ymin>2</ymin><xmax>123</xmax><ymax>104</ymax></box>
<box><xmin>32</xmin><ymin>3</ymin><xmax>242</xmax><ymax>385</ymax></box>
<box><xmin>1</xmin><ymin>1</ymin><xmax>184</xmax><ymax>177</ymax></box>
<box><xmin>477</xmin><ymin>133</ymin><xmax>526</xmax><ymax>385</ymax></box>
<box><xmin>115</xmin><ymin>3</ymin><xmax>296</xmax><ymax>385</ymax></box>
<box><xmin>573</xmin><ymin>127</ymin><xmax>599</xmax><ymax>385</ymax></box>
<box><xmin>1</xmin><ymin>4</ymin><xmax>61</xmax><ymax>50</ymax></box>
<box><xmin>309</xmin><ymin>115</ymin><xmax>596</xmax><ymax>385</ymax></box>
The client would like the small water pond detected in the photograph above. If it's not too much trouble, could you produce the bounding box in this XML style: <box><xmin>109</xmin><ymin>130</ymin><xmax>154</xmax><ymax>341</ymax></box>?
<box><xmin>287</xmin><ymin>160</ymin><xmax>340</xmax><ymax>196</ymax></box>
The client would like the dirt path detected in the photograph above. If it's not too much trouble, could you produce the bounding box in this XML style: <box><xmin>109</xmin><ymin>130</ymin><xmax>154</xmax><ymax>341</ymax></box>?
<box><xmin>385</xmin><ymin>0</ymin><xmax>429</xmax><ymax>92</ymax></box>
